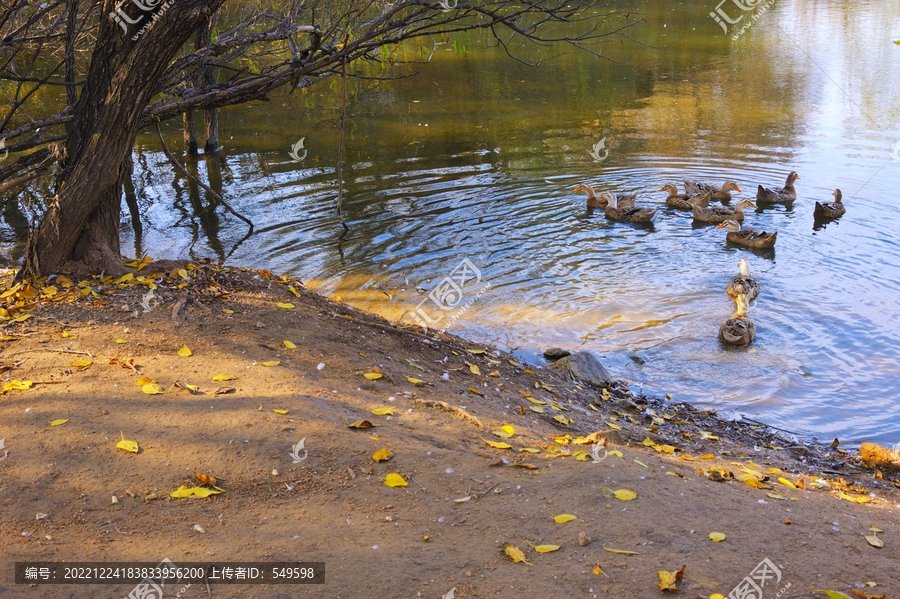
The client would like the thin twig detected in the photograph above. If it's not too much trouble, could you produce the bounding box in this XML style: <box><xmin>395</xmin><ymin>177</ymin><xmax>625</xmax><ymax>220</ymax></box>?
<box><xmin>335</xmin><ymin>49</ymin><xmax>349</xmax><ymax>231</ymax></box>
<box><xmin>155</xmin><ymin>121</ymin><xmax>253</xmax><ymax>231</ymax></box>
<box><xmin>408</xmin><ymin>476</ymin><xmax>427</xmax><ymax>492</ymax></box>
<box><xmin>7</xmin><ymin>348</ymin><xmax>92</xmax><ymax>358</ymax></box>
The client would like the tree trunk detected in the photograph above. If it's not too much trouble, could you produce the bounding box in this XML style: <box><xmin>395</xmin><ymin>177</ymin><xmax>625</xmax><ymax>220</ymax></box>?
<box><xmin>183</xmin><ymin>110</ymin><xmax>198</xmax><ymax>156</ymax></box>
<box><xmin>23</xmin><ymin>0</ymin><xmax>226</xmax><ymax>277</ymax></box>
<box><xmin>196</xmin><ymin>15</ymin><xmax>219</xmax><ymax>154</ymax></box>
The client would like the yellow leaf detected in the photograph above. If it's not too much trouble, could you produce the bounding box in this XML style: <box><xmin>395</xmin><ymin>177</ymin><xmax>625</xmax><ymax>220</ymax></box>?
<box><xmin>500</xmin><ymin>425</ymin><xmax>515</xmax><ymax>436</ymax></box>
<box><xmin>492</xmin><ymin>429</ymin><xmax>512</xmax><ymax>439</ymax></box>
<box><xmin>660</xmin><ymin>445</ymin><xmax>676</xmax><ymax>454</ymax></box>
<box><xmin>575</xmin><ymin>454</ymin><xmax>590</xmax><ymax>461</ymax></box>
<box><xmin>504</xmin><ymin>544</ymin><xmax>533</xmax><ymax>566</ymax></box>
<box><xmin>553</xmin><ymin>514</ymin><xmax>577</xmax><ymax>523</ymax></box>
<box><xmin>0</xmin><ymin>335</ymin><xmax>17</xmax><ymax>341</ymax></box>
<box><xmin>838</xmin><ymin>493</ymin><xmax>871</xmax><ymax>504</ymax></box>
<box><xmin>136</xmin><ymin>377</ymin><xmax>155</xmax><ymax>385</ymax></box>
<box><xmin>364</xmin><ymin>373</ymin><xmax>383</xmax><ymax>380</ymax></box>
<box><xmin>466</xmin><ymin>349</ymin><xmax>487</xmax><ymax>355</ymax></box>
<box><xmin>289</xmin><ymin>286</ymin><xmax>302</xmax><ymax>298</ymax></box>
<box><xmin>469</xmin><ymin>386</ymin><xmax>484</xmax><ymax>396</ymax></box>
<box><xmin>531</xmin><ymin>544</ymin><xmax>560</xmax><ymax>553</ymax></box>
<box><xmin>603</xmin><ymin>545</ymin><xmax>639</xmax><ymax>555</ymax></box>
<box><xmin>142</xmin><ymin>383</ymin><xmax>165</xmax><ymax>395</ymax></box>
<box><xmin>711</xmin><ymin>595</ymin><xmax>727</xmax><ymax>599</ymax></box>
<box><xmin>482</xmin><ymin>438</ymin><xmax>511</xmax><ymax>449</ymax></box>
<box><xmin>699</xmin><ymin>453</ymin><xmax>715</xmax><ymax>459</ymax></box>
<box><xmin>223</xmin><ymin>309</ymin><xmax>234</xmax><ymax>314</ymax></box>
<box><xmin>372</xmin><ymin>448</ymin><xmax>393</xmax><ymax>462</ymax></box>
<box><xmin>170</xmin><ymin>485</ymin><xmax>222</xmax><ymax>498</ymax></box>
<box><xmin>608</xmin><ymin>450</ymin><xmax>623</xmax><ymax>458</ymax></box>
<box><xmin>744</xmin><ymin>478</ymin><xmax>768</xmax><ymax>489</ymax></box>
<box><xmin>116</xmin><ymin>339</ymin><xmax>126</xmax><ymax>344</ymax></box>
<box><xmin>49</xmin><ymin>419</ymin><xmax>68</xmax><ymax>427</ymax></box>
<box><xmin>5</xmin><ymin>379</ymin><xmax>33</xmax><ymax>390</ymax></box>
<box><xmin>777</xmin><ymin>476</ymin><xmax>797</xmax><ymax>489</ymax></box>
<box><xmin>812</xmin><ymin>592</ymin><xmax>854</xmax><ymax>599</ymax></box>
<box><xmin>526</xmin><ymin>397</ymin><xmax>546</xmax><ymax>405</ymax></box>
<box><xmin>658</xmin><ymin>565</ymin><xmax>686</xmax><ymax>592</ymax></box>
<box><xmin>347</xmin><ymin>420</ymin><xmax>375</xmax><ymax>429</ymax></box>
<box><xmin>708</xmin><ymin>532</ymin><xmax>726</xmax><ymax>542</ymax></box>
<box><xmin>283</xmin><ymin>340</ymin><xmax>297</xmax><ymax>349</ymax></box>
<box><xmin>116</xmin><ymin>432</ymin><xmax>138</xmax><ymax>453</ymax></box>
<box><xmin>606</xmin><ymin>422</ymin><xmax>622</xmax><ymax>430</ymax></box>
<box><xmin>406</xmin><ymin>377</ymin><xmax>423</xmax><ymax>384</ymax></box>
<box><xmin>529</xmin><ymin>406</ymin><xmax>543</xmax><ymax>413</ymax></box>
<box><xmin>469</xmin><ymin>364</ymin><xmax>481</xmax><ymax>375</ymax></box>
<box><xmin>178</xmin><ymin>269</ymin><xmax>188</xmax><ymax>279</ymax></box>
<box><xmin>634</xmin><ymin>459</ymin><xmax>649</xmax><ymax>469</ymax></box>
<box><xmin>372</xmin><ymin>407</ymin><xmax>394</xmax><ymax>416</ymax></box>
<box><xmin>865</xmin><ymin>535</ymin><xmax>883</xmax><ymax>548</ymax></box>
<box><xmin>261</xmin><ymin>361</ymin><xmax>280</xmax><ymax>367</ymax></box>
<box><xmin>613</xmin><ymin>489</ymin><xmax>637</xmax><ymax>501</ymax></box>
<box><xmin>276</xmin><ymin>302</ymin><xmax>295</xmax><ymax>309</ymax></box>
<box><xmin>553</xmin><ymin>415</ymin><xmax>571</xmax><ymax>425</ymax></box>
<box><xmin>523</xmin><ymin>369</ymin><xmax>536</xmax><ymax>374</ymax></box>
<box><xmin>273</xmin><ymin>409</ymin><xmax>289</xmax><ymax>415</ymax></box>
<box><xmin>384</xmin><ymin>473</ymin><xmax>407</xmax><ymax>487</ymax></box>
<box><xmin>212</xmin><ymin>374</ymin><xmax>236</xmax><ymax>381</ymax></box>
<box><xmin>177</xmin><ymin>345</ymin><xmax>192</xmax><ymax>357</ymax></box>
<box><xmin>69</xmin><ymin>360</ymin><xmax>92</xmax><ymax>368</ymax></box>
<box><xmin>56</xmin><ymin>275</ymin><xmax>74</xmax><ymax>288</ymax></box>
<box><xmin>520</xmin><ymin>448</ymin><xmax>540</xmax><ymax>453</ymax></box>
<box><xmin>593</xmin><ymin>565</ymin><xmax>608</xmax><ymax>576</ymax></box>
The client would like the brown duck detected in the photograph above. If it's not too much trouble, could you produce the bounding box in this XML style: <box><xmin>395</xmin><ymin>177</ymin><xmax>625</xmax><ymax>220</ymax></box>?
<box><xmin>684</xmin><ymin>179</ymin><xmax>742</xmax><ymax>201</ymax></box>
<box><xmin>813</xmin><ymin>189</ymin><xmax>845</xmax><ymax>219</ymax></box>
<box><xmin>727</xmin><ymin>258</ymin><xmax>760</xmax><ymax>302</ymax></box>
<box><xmin>719</xmin><ymin>293</ymin><xmax>756</xmax><ymax>347</ymax></box>
<box><xmin>574</xmin><ymin>183</ymin><xmax>636</xmax><ymax>209</ymax></box>
<box><xmin>692</xmin><ymin>199</ymin><xmax>757</xmax><ymax>223</ymax></box>
<box><xmin>716</xmin><ymin>219</ymin><xmax>777</xmax><ymax>249</ymax></box>
<box><xmin>756</xmin><ymin>171</ymin><xmax>799</xmax><ymax>203</ymax></box>
<box><xmin>599</xmin><ymin>192</ymin><xmax>657</xmax><ymax>223</ymax></box>
<box><xmin>659</xmin><ymin>184</ymin><xmax>712</xmax><ymax>210</ymax></box>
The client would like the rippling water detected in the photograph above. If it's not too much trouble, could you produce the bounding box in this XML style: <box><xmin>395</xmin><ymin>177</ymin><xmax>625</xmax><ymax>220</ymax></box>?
<box><xmin>6</xmin><ymin>0</ymin><xmax>900</xmax><ymax>445</ymax></box>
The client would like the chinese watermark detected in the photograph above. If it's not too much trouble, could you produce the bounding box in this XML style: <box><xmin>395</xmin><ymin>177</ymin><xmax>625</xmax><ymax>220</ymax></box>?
<box><xmin>289</xmin><ymin>438</ymin><xmax>308</xmax><ymax>463</ymax></box>
<box><xmin>709</xmin><ymin>0</ymin><xmax>777</xmax><ymax>41</ymax></box>
<box><xmin>728</xmin><ymin>557</ymin><xmax>790</xmax><ymax>599</ymax></box>
<box><xmin>110</xmin><ymin>0</ymin><xmax>176</xmax><ymax>41</ymax></box>
<box><xmin>890</xmin><ymin>140</ymin><xmax>900</xmax><ymax>163</ymax></box>
<box><xmin>125</xmin><ymin>557</ymin><xmax>191</xmax><ymax>599</ymax></box>
<box><xmin>0</xmin><ymin>437</ymin><xmax>7</xmax><ymax>463</ymax></box>
<box><xmin>589</xmin><ymin>138</ymin><xmax>608</xmax><ymax>162</ymax></box>
<box><xmin>140</xmin><ymin>289</ymin><xmax>158</xmax><ymax>313</ymax></box>
<box><xmin>407</xmin><ymin>258</ymin><xmax>490</xmax><ymax>334</ymax></box>
<box><xmin>442</xmin><ymin>588</ymin><xmax>456</xmax><ymax>599</ymax></box>
<box><xmin>288</xmin><ymin>138</ymin><xmax>307</xmax><ymax>163</ymax></box>
<box><xmin>439</xmin><ymin>0</ymin><xmax>458</xmax><ymax>11</ymax></box>
<box><xmin>590</xmin><ymin>439</ymin><xmax>608</xmax><ymax>464</ymax></box>
<box><xmin>0</xmin><ymin>138</ymin><xmax>7</xmax><ymax>162</ymax></box>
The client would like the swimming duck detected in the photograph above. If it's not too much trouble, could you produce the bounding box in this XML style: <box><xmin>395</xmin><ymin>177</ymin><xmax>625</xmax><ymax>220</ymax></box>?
<box><xmin>659</xmin><ymin>184</ymin><xmax>712</xmax><ymax>210</ymax></box>
<box><xmin>726</xmin><ymin>258</ymin><xmax>760</xmax><ymax>302</ymax></box>
<box><xmin>719</xmin><ymin>293</ymin><xmax>756</xmax><ymax>347</ymax></box>
<box><xmin>574</xmin><ymin>183</ymin><xmax>636</xmax><ymax>209</ymax></box>
<box><xmin>599</xmin><ymin>191</ymin><xmax>657</xmax><ymax>223</ymax></box>
<box><xmin>756</xmin><ymin>171</ymin><xmax>800</xmax><ymax>203</ymax></box>
<box><xmin>813</xmin><ymin>189</ymin><xmax>845</xmax><ymax>219</ymax></box>
<box><xmin>692</xmin><ymin>199</ymin><xmax>757</xmax><ymax>223</ymax></box>
<box><xmin>684</xmin><ymin>180</ymin><xmax>742</xmax><ymax>201</ymax></box>
<box><xmin>716</xmin><ymin>219</ymin><xmax>777</xmax><ymax>249</ymax></box>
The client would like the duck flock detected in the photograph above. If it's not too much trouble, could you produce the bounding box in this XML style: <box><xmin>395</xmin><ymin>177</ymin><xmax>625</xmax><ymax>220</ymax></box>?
<box><xmin>573</xmin><ymin>172</ymin><xmax>847</xmax><ymax>348</ymax></box>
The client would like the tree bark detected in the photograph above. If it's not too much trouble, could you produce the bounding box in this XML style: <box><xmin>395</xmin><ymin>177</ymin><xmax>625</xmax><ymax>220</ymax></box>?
<box><xmin>196</xmin><ymin>14</ymin><xmax>218</xmax><ymax>154</ymax></box>
<box><xmin>25</xmin><ymin>0</ymin><xmax>226</xmax><ymax>277</ymax></box>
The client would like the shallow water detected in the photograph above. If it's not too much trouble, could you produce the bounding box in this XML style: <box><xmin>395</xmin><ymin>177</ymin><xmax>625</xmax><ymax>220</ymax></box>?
<box><xmin>6</xmin><ymin>1</ymin><xmax>900</xmax><ymax>446</ymax></box>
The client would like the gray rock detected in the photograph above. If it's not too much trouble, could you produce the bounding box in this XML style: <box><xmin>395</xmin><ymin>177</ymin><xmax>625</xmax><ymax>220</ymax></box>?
<box><xmin>543</xmin><ymin>347</ymin><xmax>571</xmax><ymax>360</ymax></box>
<box><xmin>555</xmin><ymin>351</ymin><xmax>612</xmax><ymax>388</ymax></box>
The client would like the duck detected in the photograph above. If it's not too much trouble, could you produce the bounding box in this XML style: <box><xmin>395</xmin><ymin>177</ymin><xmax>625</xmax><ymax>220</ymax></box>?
<box><xmin>756</xmin><ymin>171</ymin><xmax>800</xmax><ymax>203</ymax></box>
<box><xmin>684</xmin><ymin>179</ymin><xmax>742</xmax><ymax>201</ymax></box>
<box><xmin>659</xmin><ymin>184</ymin><xmax>712</xmax><ymax>210</ymax></box>
<box><xmin>716</xmin><ymin>219</ymin><xmax>777</xmax><ymax>249</ymax></box>
<box><xmin>692</xmin><ymin>199</ymin><xmax>757</xmax><ymax>223</ymax></box>
<box><xmin>598</xmin><ymin>191</ymin><xmax>657</xmax><ymax>223</ymax></box>
<box><xmin>726</xmin><ymin>257</ymin><xmax>760</xmax><ymax>302</ymax></box>
<box><xmin>573</xmin><ymin>183</ymin><xmax>636</xmax><ymax>209</ymax></box>
<box><xmin>813</xmin><ymin>189</ymin><xmax>845</xmax><ymax>219</ymax></box>
<box><xmin>719</xmin><ymin>293</ymin><xmax>756</xmax><ymax>347</ymax></box>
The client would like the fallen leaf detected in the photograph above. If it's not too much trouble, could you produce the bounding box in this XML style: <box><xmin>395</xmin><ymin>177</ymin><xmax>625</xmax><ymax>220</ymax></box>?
<box><xmin>364</xmin><ymin>373</ymin><xmax>383</xmax><ymax>380</ymax></box>
<box><xmin>593</xmin><ymin>565</ymin><xmax>608</xmax><ymax>577</ymax></box>
<box><xmin>177</xmin><ymin>345</ymin><xmax>192</xmax><ymax>357</ymax></box>
<box><xmin>384</xmin><ymin>473</ymin><xmax>407</xmax><ymax>487</ymax></box>
<box><xmin>69</xmin><ymin>360</ymin><xmax>92</xmax><ymax>368</ymax></box>
<box><xmin>468</xmin><ymin>386</ymin><xmax>484</xmax><ymax>397</ymax></box>
<box><xmin>699</xmin><ymin>453</ymin><xmax>715</xmax><ymax>459</ymax></box>
<box><xmin>193</xmin><ymin>470</ymin><xmax>218</xmax><ymax>486</ymax></box>
<box><xmin>404</xmin><ymin>358</ymin><xmax>424</xmax><ymax>370</ymax></box>
<box><xmin>470</xmin><ymin>364</ymin><xmax>481</xmax><ymax>375</ymax></box>
<box><xmin>454</xmin><ymin>496</ymin><xmax>472</xmax><ymax>503</ymax></box>
<box><xmin>372</xmin><ymin>448</ymin><xmax>393</xmax><ymax>462</ymax></box>
<box><xmin>142</xmin><ymin>383</ymin><xmax>165</xmax><ymax>395</ymax></box>
<box><xmin>116</xmin><ymin>432</ymin><xmax>138</xmax><ymax>453</ymax></box>
<box><xmin>708</xmin><ymin>532</ymin><xmax>726</xmax><ymax>542</ymax></box>
<box><xmin>136</xmin><ymin>377</ymin><xmax>155</xmax><ymax>385</ymax></box>
<box><xmin>865</xmin><ymin>534</ymin><xmax>884</xmax><ymax>548</ymax></box>
<box><xmin>170</xmin><ymin>485</ymin><xmax>222</xmax><ymax>498</ymax></box>
<box><xmin>608</xmin><ymin>450</ymin><xmax>623</xmax><ymax>458</ymax></box>
<box><xmin>482</xmin><ymin>438</ymin><xmax>511</xmax><ymax>450</ymax></box>
<box><xmin>49</xmin><ymin>419</ymin><xmax>68</xmax><ymax>427</ymax></box>
<box><xmin>214</xmin><ymin>387</ymin><xmax>235</xmax><ymax>395</ymax></box>
<box><xmin>839</xmin><ymin>493</ymin><xmax>871</xmax><ymax>504</ymax></box>
<box><xmin>530</xmin><ymin>543</ymin><xmax>560</xmax><ymax>553</ymax></box>
<box><xmin>273</xmin><ymin>409</ymin><xmax>289</xmax><ymax>415</ymax></box>
<box><xmin>372</xmin><ymin>407</ymin><xmax>394</xmax><ymax>416</ymax></box>
<box><xmin>276</xmin><ymin>302</ymin><xmax>295</xmax><ymax>309</ymax></box>
<box><xmin>520</xmin><ymin>448</ymin><xmax>540</xmax><ymax>453</ymax></box>
<box><xmin>529</xmin><ymin>406</ymin><xmax>544</xmax><ymax>413</ymax></box>
<box><xmin>614</xmin><ymin>489</ymin><xmax>637</xmax><ymax>501</ymax></box>
<box><xmin>634</xmin><ymin>459</ymin><xmax>649</xmax><ymax>469</ymax></box>
<box><xmin>553</xmin><ymin>514</ymin><xmax>577</xmax><ymax>523</ymax></box>
<box><xmin>504</xmin><ymin>544</ymin><xmax>533</xmax><ymax>566</ymax></box>
<box><xmin>813</xmin><ymin>592</ymin><xmax>855</xmax><ymax>599</ymax></box>
<box><xmin>347</xmin><ymin>420</ymin><xmax>375</xmax><ymax>429</ymax></box>
<box><xmin>407</xmin><ymin>377</ymin><xmax>424</xmax><ymax>384</ymax></box>
<box><xmin>283</xmin><ymin>340</ymin><xmax>297</xmax><ymax>349</ymax></box>
<box><xmin>4</xmin><ymin>380</ymin><xmax>32</xmax><ymax>391</ymax></box>
<box><xmin>260</xmin><ymin>361</ymin><xmax>280</xmax><ymax>367</ymax></box>
<box><xmin>212</xmin><ymin>374</ymin><xmax>236</xmax><ymax>381</ymax></box>
<box><xmin>778</xmin><ymin>476</ymin><xmax>797</xmax><ymax>489</ymax></box>
<box><xmin>603</xmin><ymin>545</ymin><xmax>639</xmax><ymax>555</ymax></box>
<box><xmin>223</xmin><ymin>309</ymin><xmax>234</xmax><ymax>314</ymax></box>
<box><xmin>606</xmin><ymin>422</ymin><xmax>622</xmax><ymax>430</ymax></box>
<box><xmin>466</xmin><ymin>349</ymin><xmax>487</xmax><ymax>355</ymax></box>
<box><xmin>512</xmin><ymin>462</ymin><xmax>538</xmax><ymax>469</ymax></box>
<box><xmin>658</xmin><ymin>565</ymin><xmax>686</xmax><ymax>592</ymax></box>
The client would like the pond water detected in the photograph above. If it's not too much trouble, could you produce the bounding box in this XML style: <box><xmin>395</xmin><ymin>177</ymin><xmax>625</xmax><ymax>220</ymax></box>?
<box><xmin>8</xmin><ymin>1</ymin><xmax>900</xmax><ymax>446</ymax></box>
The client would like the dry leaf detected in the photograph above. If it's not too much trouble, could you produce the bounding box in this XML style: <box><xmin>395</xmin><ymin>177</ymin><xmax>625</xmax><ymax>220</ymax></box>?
<box><xmin>470</xmin><ymin>364</ymin><xmax>481</xmax><ymax>375</ymax></box>
<box><xmin>372</xmin><ymin>407</ymin><xmax>394</xmax><ymax>416</ymax></box>
<box><xmin>839</xmin><ymin>493</ymin><xmax>871</xmax><ymax>504</ymax></box>
<box><xmin>283</xmin><ymin>340</ymin><xmax>297</xmax><ymax>349</ymax></box>
<box><xmin>49</xmin><ymin>419</ymin><xmax>68</xmax><ymax>427</ymax></box>
<box><xmin>212</xmin><ymin>374</ymin><xmax>236</xmax><ymax>381</ymax></box>
<box><xmin>699</xmin><ymin>453</ymin><xmax>715</xmax><ymax>459</ymax></box>
<box><xmin>273</xmin><ymin>409</ymin><xmax>288</xmax><ymax>415</ymax></box>
<box><xmin>276</xmin><ymin>302</ymin><xmax>295</xmax><ymax>309</ymax></box>
<box><xmin>529</xmin><ymin>406</ymin><xmax>544</xmax><ymax>413</ymax></box>
<box><xmin>454</xmin><ymin>496</ymin><xmax>472</xmax><ymax>503</ymax></box>
<box><xmin>4</xmin><ymin>380</ymin><xmax>32</xmax><ymax>391</ymax></box>
<box><xmin>364</xmin><ymin>373</ymin><xmax>383</xmax><ymax>380</ymax></box>
<box><xmin>466</xmin><ymin>349</ymin><xmax>487</xmax><ymax>355</ymax></box>
<box><xmin>177</xmin><ymin>345</ymin><xmax>192</xmax><ymax>357</ymax></box>
<box><xmin>193</xmin><ymin>470</ymin><xmax>218</xmax><ymax>486</ymax></box>
<box><xmin>347</xmin><ymin>420</ymin><xmax>375</xmax><ymax>429</ymax></box>
<box><xmin>116</xmin><ymin>432</ymin><xmax>138</xmax><ymax>454</ymax></box>
<box><xmin>613</xmin><ymin>489</ymin><xmax>637</xmax><ymax>501</ymax></box>
<box><xmin>812</xmin><ymin>592</ymin><xmax>855</xmax><ymax>599</ymax></box>
<box><xmin>469</xmin><ymin>386</ymin><xmax>485</xmax><ymax>397</ymax></box>
<box><xmin>482</xmin><ymin>438</ymin><xmax>511</xmax><ymax>450</ymax></box>
<box><xmin>778</xmin><ymin>476</ymin><xmax>797</xmax><ymax>489</ymax></box>
<box><xmin>520</xmin><ymin>448</ymin><xmax>540</xmax><ymax>453</ymax></box>
<box><xmin>530</xmin><ymin>543</ymin><xmax>560</xmax><ymax>553</ymax></box>
<box><xmin>553</xmin><ymin>514</ymin><xmax>577</xmax><ymax>523</ymax></box>
<box><xmin>634</xmin><ymin>459</ymin><xmax>649</xmax><ymax>469</ymax></box>
<box><xmin>658</xmin><ymin>565</ymin><xmax>686</xmax><ymax>592</ymax></box>
<box><xmin>142</xmin><ymin>383</ymin><xmax>165</xmax><ymax>395</ymax></box>
<box><xmin>865</xmin><ymin>534</ymin><xmax>884</xmax><ymax>548</ymax></box>
<box><xmin>136</xmin><ymin>376</ymin><xmax>155</xmax><ymax>386</ymax></box>
<box><xmin>593</xmin><ymin>565</ymin><xmax>608</xmax><ymax>577</ymax></box>
<box><xmin>708</xmin><ymin>532</ymin><xmax>726</xmax><ymax>542</ymax></box>
<box><xmin>261</xmin><ymin>361</ymin><xmax>280</xmax><ymax>367</ymax></box>
<box><xmin>384</xmin><ymin>473</ymin><xmax>407</xmax><ymax>487</ymax></box>
<box><xmin>603</xmin><ymin>545</ymin><xmax>639</xmax><ymax>555</ymax></box>
<box><xmin>606</xmin><ymin>422</ymin><xmax>622</xmax><ymax>430</ymax></box>
<box><xmin>69</xmin><ymin>360</ymin><xmax>92</xmax><ymax>368</ymax></box>
<box><xmin>372</xmin><ymin>448</ymin><xmax>393</xmax><ymax>462</ymax></box>
<box><xmin>504</xmin><ymin>544</ymin><xmax>533</xmax><ymax>566</ymax></box>
<box><xmin>170</xmin><ymin>485</ymin><xmax>222</xmax><ymax>498</ymax></box>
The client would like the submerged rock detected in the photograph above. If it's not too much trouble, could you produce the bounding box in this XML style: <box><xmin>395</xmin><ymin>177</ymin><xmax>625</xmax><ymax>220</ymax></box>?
<box><xmin>543</xmin><ymin>347</ymin><xmax>571</xmax><ymax>360</ymax></box>
<box><xmin>552</xmin><ymin>351</ymin><xmax>611</xmax><ymax>388</ymax></box>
